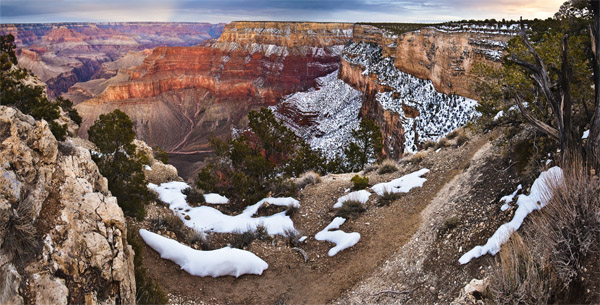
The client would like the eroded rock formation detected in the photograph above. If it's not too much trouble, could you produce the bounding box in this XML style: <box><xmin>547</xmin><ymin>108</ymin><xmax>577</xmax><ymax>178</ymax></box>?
<box><xmin>73</xmin><ymin>22</ymin><xmax>353</xmax><ymax>177</ymax></box>
<box><xmin>0</xmin><ymin>106</ymin><xmax>135</xmax><ymax>304</ymax></box>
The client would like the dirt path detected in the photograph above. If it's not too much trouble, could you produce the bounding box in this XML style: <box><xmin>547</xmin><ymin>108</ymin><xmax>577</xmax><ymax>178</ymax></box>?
<box><xmin>142</xmin><ymin>133</ymin><xmax>493</xmax><ymax>305</ymax></box>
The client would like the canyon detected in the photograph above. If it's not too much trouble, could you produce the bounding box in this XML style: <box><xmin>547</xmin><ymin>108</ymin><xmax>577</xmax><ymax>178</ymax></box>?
<box><xmin>6</xmin><ymin>21</ymin><xmax>515</xmax><ymax>178</ymax></box>
<box><xmin>0</xmin><ymin>22</ymin><xmax>225</xmax><ymax>98</ymax></box>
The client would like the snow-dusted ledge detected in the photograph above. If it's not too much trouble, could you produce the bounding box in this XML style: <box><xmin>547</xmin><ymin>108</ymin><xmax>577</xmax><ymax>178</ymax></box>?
<box><xmin>139</xmin><ymin>229</ymin><xmax>268</xmax><ymax>277</ymax></box>
<box><xmin>459</xmin><ymin>166</ymin><xmax>563</xmax><ymax>264</ymax></box>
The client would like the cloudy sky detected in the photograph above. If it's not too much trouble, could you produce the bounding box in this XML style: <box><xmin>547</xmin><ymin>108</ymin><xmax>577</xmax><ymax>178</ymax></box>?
<box><xmin>1</xmin><ymin>0</ymin><xmax>565</xmax><ymax>24</ymax></box>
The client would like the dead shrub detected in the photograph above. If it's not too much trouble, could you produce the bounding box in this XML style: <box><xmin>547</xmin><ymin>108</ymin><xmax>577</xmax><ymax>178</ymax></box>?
<box><xmin>284</xmin><ymin>229</ymin><xmax>301</xmax><ymax>247</ymax></box>
<box><xmin>2</xmin><ymin>203</ymin><xmax>40</xmax><ymax>265</ymax></box>
<box><xmin>150</xmin><ymin>214</ymin><xmax>187</xmax><ymax>240</ymax></box>
<box><xmin>438</xmin><ymin>216</ymin><xmax>460</xmax><ymax>235</ymax></box>
<box><xmin>335</xmin><ymin>200</ymin><xmax>366</xmax><ymax>219</ymax></box>
<box><xmin>411</xmin><ymin>151</ymin><xmax>427</xmax><ymax>163</ymax></box>
<box><xmin>489</xmin><ymin>161</ymin><xmax>600</xmax><ymax>304</ymax></box>
<box><xmin>255</xmin><ymin>224</ymin><xmax>271</xmax><ymax>241</ymax></box>
<box><xmin>377</xmin><ymin>190</ymin><xmax>400</xmax><ymax>207</ymax></box>
<box><xmin>447</xmin><ymin>129</ymin><xmax>460</xmax><ymax>139</ymax></box>
<box><xmin>231</xmin><ymin>229</ymin><xmax>257</xmax><ymax>249</ymax></box>
<box><xmin>377</xmin><ymin>159</ymin><xmax>398</xmax><ymax>175</ymax></box>
<box><xmin>456</xmin><ymin>134</ymin><xmax>469</xmax><ymax>147</ymax></box>
<box><xmin>295</xmin><ymin>171</ymin><xmax>321</xmax><ymax>189</ymax></box>
<box><xmin>490</xmin><ymin>233</ymin><xmax>554</xmax><ymax>305</ymax></box>
<box><xmin>421</xmin><ymin>140</ymin><xmax>436</xmax><ymax>150</ymax></box>
<box><xmin>435</xmin><ymin>138</ymin><xmax>449</xmax><ymax>150</ymax></box>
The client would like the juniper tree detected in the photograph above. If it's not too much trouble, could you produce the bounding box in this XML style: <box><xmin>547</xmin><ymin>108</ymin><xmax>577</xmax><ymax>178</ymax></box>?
<box><xmin>344</xmin><ymin>118</ymin><xmax>384</xmax><ymax>172</ymax></box>
<box><xmin>88</xmin><ymin>109</ymin><xmax>152</xmax><ymax>220</ymax></box>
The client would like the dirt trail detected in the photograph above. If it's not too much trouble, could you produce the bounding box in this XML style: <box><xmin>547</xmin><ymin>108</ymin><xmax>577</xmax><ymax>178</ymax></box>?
<box><xmin>143</xmin><ymin>133</ymin><xmax>493</xmax><ymax>305</ymax></box>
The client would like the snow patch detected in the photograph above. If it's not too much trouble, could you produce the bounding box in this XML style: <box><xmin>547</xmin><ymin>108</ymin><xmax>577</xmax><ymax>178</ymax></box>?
<box><xmin>139</xmin><ymin>229</ymin><xmax>268</xmax><ymax>277</ymax></box>
<box><xmin>204</xmin><ymin>193</ymin><xmax>229</xmax><ymax>204</ymax></box>
<box><xmin>372</xmin><ymin>168</ymin><xmax>430</xmax><ymax>196</ymax></box>
<box><xmin>582</xmin><ymin>129</ymin><xmax>590</xmax><ymax>139</ymax></box>
<box><xmin>315</xmin><ymin>217</ymin><xmax>361</xmax><ymax>256</ymax></box>
<box><xmin>459</xmin><ymin>167</ymin><xmax>563</xmax><ymax>264</ymax></box>
<box><xmin>334</xmin><ymin>190</ymin><xmax>371</xmax><ymax>208</ymax></box>
<box><xmin>148</xmin><ymin>181</ymin><xmax>298</xmax><ymax>235</ymax></box>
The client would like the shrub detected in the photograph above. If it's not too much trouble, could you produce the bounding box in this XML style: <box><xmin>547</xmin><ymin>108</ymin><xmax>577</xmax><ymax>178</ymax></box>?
<box><xmin>411</xmin><ymin>151</ymin><xmax>427</xmax><ymax>163</ymax></box>
<box><xmin>439</xmin><ymin>216</ymin><xmax>460</xmax><ymax>235</ymax></box>
<box><xmin>335</xmin><ymin>200</ymin><xmax>366</xmax><ymax>219</ymax></box>
<box><xmin>456</xmin><ymin>134</ymin><xmax>469</xmax><ymax>147</ymax></box>
<box><xmin>377</xmin><ymin>160</ymin><xmax>398</xmax><ymax>175</ymax></box>
<box><xmin>377</xmin><ymin>190</ymin><xmax>400</xmax><ymax>207</ymax></box>
<box><xmin>181</xmin><ymin>187</ymin><xmax>205</xmax><ymax>207</ymax></box>
<box><xmin>127</xmin><ymin>226</ymin><xmax>168</xmax><ymax>305</ymax></box>
<box><xmin>351</xmin><ymin>175</ymin><xmax>369</xmax><ymax>190</ymax></box>
<box><xmin>150</xmin><ymin>214</ymin><xmax>187</xmax><ymax>240</ymax></box>
<box><xmin>49</xmin><ymin>121</ymin><xmax>67</xmax><ymax>141</ymax></box>
<box><xmin>447</xmin><ymin>129</ymin><xmax>460</xmax><ymax>139</ymax></box>
<box><xmin>187</xmin><ymin>231</ymin><xmax>212</xmax><ymax>250</ymax></box>
<box><xmin>344</xmin><ymin>118</ymin><xmax>384</xmax><ymax>172</ymax></box>
<box><xmin>154</xmin><ymin>146</ymin><xmax>169</xmax><ymax>164</ymax></box>
<box><xmin>231</xmin><ymin>229</ymin><xmax>257</xmax><ymax>249</ymax></box>
<box><xmin>421</xmin><ymin>140</ymin><xmax>436</xmax><ymax>150</ymax></box>
<box><xmin>2</xmin><ymin>203</ymin><xmax>40</xmax><ymax>265</ymax></box>
<box><xmin>489</xmin><ymin>161</ymin><xmax>600</xmax><ymax>304</ymax></box>
<box><xmin>435</xmin><ymin>138</ymin><xmax>449</xmax><ymax>150</ymax></box>
<box><xmin>295</xmin><ymin>171</ymin><xmax>321</xmax><ymax>189</ymax></box>
<box><xmin>284</xmin><ymin>229</ymin><xmax>301</xmax><ymax>247</ymax></box>
<box><xmin>255</xmin><ymin>224</ymin><xmax>271</xmax><ymax>241</ymax></box>
<box><xmin>285</xmin><ymin>205</ymin><xmax>299</xmax><ymax>216</ymax></box>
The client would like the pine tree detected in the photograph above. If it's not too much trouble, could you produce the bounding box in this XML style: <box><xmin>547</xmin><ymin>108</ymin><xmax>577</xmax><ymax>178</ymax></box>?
<box><xmin>344</xmin><ymin>118</ymin><xmax>384</xmax><ymax>172</ymax></box>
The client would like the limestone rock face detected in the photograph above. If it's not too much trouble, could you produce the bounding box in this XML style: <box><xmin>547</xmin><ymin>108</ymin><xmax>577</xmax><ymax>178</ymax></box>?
<box><xmin>0</xmin><ymin>106</ymin><xmax>135</xmax><ymax>305</ymax></box>
<box><xmin>133</xmin><ymin>139</ymin><xmax>181</xmax><ymax>184</ymax></box>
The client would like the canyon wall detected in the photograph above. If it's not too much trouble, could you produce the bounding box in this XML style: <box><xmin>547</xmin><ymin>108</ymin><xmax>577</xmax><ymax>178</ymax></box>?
<box><xmin>1</xmin><ymin>22</ymin><xmax>225</xmax><ymax>97</ymax></box>
<box><xmin>74</xmin><ymin>22</ymin><xmax>353</xmax><ymax>177</ymax></box>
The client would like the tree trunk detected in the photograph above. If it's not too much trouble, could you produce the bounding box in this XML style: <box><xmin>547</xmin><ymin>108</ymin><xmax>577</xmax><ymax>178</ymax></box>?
<box><xmin>585</xmin><ymin>0</ymin><xmax>600</xmax><ymax>170</ymax></box>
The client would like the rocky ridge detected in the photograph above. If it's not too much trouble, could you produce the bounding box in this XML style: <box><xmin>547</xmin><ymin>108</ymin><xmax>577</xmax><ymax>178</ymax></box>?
<box><xmin>0</xmin><ymin>106</ymin><xmax>135</xmax><ymax>304</ymax></box>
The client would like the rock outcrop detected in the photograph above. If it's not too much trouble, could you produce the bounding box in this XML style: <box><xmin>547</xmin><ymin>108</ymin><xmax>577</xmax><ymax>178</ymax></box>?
<box><xmin>0</xmin><ymin>106</ymin><xmax>135</xmax><ymax>305</ymax></box>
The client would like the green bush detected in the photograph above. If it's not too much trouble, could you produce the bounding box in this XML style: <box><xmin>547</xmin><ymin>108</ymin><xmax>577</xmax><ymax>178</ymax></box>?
<box><xmin>49</xmin><ymin>121</ymin><xmax>67</xmax><ymax>141</ymax></box>
<box><xmin>89</xmin><ymin>110</ymin><xmax>153</xmax><ymax>220</ymax></box>
<box><xmin>181</xmin><ymin>187</ymin><xmax>205</xmax><ymax>207</ymax></box>
<box><xmin>351</xmin><ymin>175</ymin><xmax>369</xmax><ymax>190</ymax></box>
<box><xmin>335</xmin><ymin>200</ymin><xmax>366</xmax><ymax>219</ymax></box>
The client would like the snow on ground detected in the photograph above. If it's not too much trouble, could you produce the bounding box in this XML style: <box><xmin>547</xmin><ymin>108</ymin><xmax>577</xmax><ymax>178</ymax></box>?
<box><xmin>372</xmin><ymin>168</ymin><xmax>430</xmax><ymax>196</ymax></box>
<box><xmin>139</xmin><ymin>229</ymin><xmax>268</xmax><ymax>277</ymax></box>
<box><xmin>204</xmin><ymin>193</ymin><xmax>229</xmax><ymax>204</ymax></box>
<box><xmin>315</xmin><ymin>217</ymin><xmax>361</xmax><ymax>256</ymax></box>
<box><xmin>459</xmin><ymin>166</ymin><xmax>563</xmax><ymax>264</ymax></box>
<box><xmin>343</xmin><ymin>41</ymin><xmax>480</xmax><ymax>153</ymax></box>
<box><xmin>148</xmin><ymin>181</ymin><xmax>298</xmax><ymax>235</ymax></box>
<box><xmin>273</xmin><ymin>70</ymin><xmax>363</xmax><ymax>159</ymax></box>
<box><xmin>582</xmin><ymin>129</ymin><xmax>590</xmax><ymax>139</ymax></box>
<box><xmin>334</xmin><ymin>190</ymin><xmax>371</xmax><ymax>208</ymax></box>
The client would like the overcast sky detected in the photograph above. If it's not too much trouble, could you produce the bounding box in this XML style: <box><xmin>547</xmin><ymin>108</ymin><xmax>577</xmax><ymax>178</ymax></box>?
<box><xmin>1</xmin><ymin>0</ymin><xmax>565</xmax><ymax>24</ymax></box>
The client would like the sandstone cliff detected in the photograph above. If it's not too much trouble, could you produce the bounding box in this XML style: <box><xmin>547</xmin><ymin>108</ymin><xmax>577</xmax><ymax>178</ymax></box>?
<box><xmin>0</xmin><ymin>106</ymin><xmax>135</xmax><ymax>305</ymax></box>
<box><xmin>73</xmin><ymin>22</ymin><xmax>353</xmax><ymax>177</ymax></box>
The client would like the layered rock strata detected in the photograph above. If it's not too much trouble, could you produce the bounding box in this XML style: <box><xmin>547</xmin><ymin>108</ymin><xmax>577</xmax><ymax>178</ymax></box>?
<box><xmin>75</xmin><ymin>22</ymin><xmax>354</xmax><ymax>160</ymax></box>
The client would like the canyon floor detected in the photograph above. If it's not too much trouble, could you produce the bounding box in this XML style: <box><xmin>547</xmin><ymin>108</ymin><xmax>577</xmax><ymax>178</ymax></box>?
<box><xmin>137</xmin><ymin>129</ymin><xmax>522</xmax><ymax>305</ymax></box>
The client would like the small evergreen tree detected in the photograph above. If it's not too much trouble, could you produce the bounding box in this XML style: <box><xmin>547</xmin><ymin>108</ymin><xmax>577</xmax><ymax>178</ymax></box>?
<box><xmin>88</xmin><ymin>110</ymin><xmax>152</xmax><ymax>220</ymax></box>
<box><xmin>344</xmin><ymin>118</ymin><xmax>384</xmax><ymax>172</ymax></box>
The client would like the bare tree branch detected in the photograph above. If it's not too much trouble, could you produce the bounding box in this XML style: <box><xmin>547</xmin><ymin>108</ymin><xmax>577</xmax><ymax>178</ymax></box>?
<box><xmin>515</xmin><ymin>94</ymin><xmax>560</xmax><ymax>140</ymax></box>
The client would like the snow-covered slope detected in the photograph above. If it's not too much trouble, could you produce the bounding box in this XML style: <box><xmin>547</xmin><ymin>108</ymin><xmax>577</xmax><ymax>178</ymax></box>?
<box><xmin>273</xmin><ymin>70</ymin><xmax>363</xmax><ymax>159</ymax></box>
<box><xmin>343</xmin><ymin>41</ymin><xmax>480</xmax><ymax>152</ymax></box>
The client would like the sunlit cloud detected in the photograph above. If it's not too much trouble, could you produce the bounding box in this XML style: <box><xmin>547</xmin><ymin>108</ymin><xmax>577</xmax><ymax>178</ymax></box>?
<box><xmin>1</xmin><ymin>0</ymin><xmax>565</xmax><ymax>23</ymax></box>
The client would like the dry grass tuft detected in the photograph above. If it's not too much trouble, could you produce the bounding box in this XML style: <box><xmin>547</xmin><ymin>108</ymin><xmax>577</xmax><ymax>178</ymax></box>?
<box><xmin>335</xmin><ymin>200</ymin><xmax>366</xmax><ymax>219</ymax></box>
<box><xmin>489</xmin><ymin>160</ymin><xmax>600</xmax><ymax>304</ymax></box>
<box><xmin>295</xmin><ymin>171</ymin><xmax>321</xmax><ymax>189</ymax></box>
<box><xmin>377</xmin><ymin>159</ymin><xmax>398</xmax><ymax>175</ymax></box>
